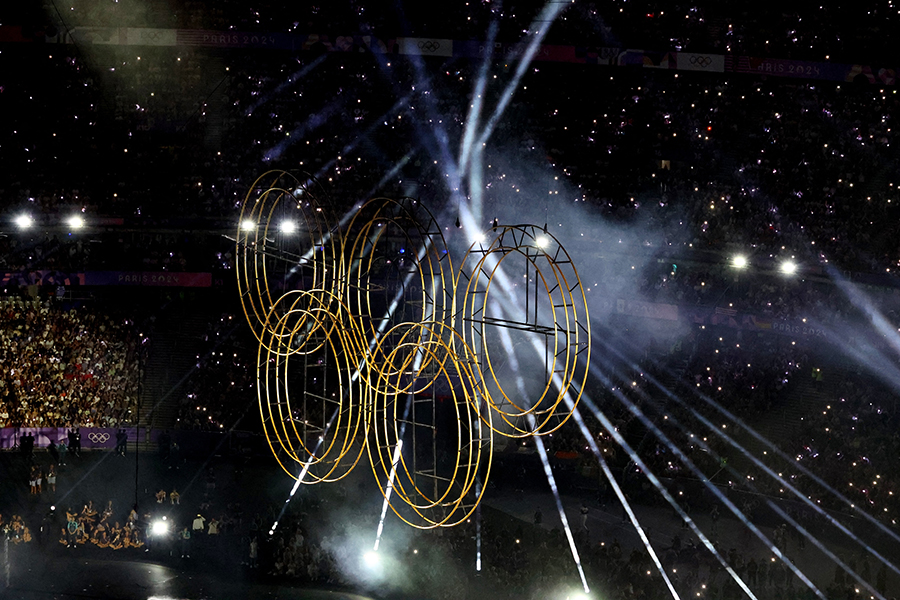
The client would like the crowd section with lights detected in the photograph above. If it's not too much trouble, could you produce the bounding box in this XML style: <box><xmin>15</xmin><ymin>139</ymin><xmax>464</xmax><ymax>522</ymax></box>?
<box><xmin>0</xmin><ymin>298</ymin><xmax>142</xmax><ymax>428</ymax></box>
<box><xmin>17</xmin><ymin>0</ymin><xmax>900</xmax><ymax>61</ymax></box>
<box><xmin>6</xmin><ymin>52</ymin><xmax>900</xmax><ymax>283</ymax></box>
<box><xmin>177</xmin><ymin>313</ymin><xmax>254</xmax><ymax>431</ymax></box>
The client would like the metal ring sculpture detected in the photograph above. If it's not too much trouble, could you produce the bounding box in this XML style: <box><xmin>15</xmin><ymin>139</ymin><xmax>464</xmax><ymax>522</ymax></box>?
<box><xmin>458</xmin><ymin>225</ymin><xmax>591</xmax><ymax>438</ymax></box>
<box><xmin>236</xmin><ymin>171</ymin><xmax>342</xmax><ymax>355</ymax></box>
<box><xmin>256</xmin><ymin>289</ymin><xmax>369</xmax><ymax>483</ymax></box>
<box><xmin>366</xmin><ymin>321</ymin><xmax>491</xmax><ymax>528</ymax></box>
<box><xmin>237</xmin><ymin>172</ymin><xmax>589</xmax><ymax>528</ymax></box>
<box><xmin>238</xmin><ymin>171</ymin><xmax>365</xmax><ymax>483</ymax></box>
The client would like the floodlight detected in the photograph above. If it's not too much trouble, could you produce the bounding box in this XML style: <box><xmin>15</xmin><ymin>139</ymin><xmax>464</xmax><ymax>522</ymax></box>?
<box><xmin>67</xmin><ymin>215</ymin><xmax>85</xmax><ymax>229</ymax></box>
<box><xmin>240</xmin><ymin>219</ymin><xmax>256</xmax><ymax>231</ymax></box>
<box><xmin>536</xmin><ymin>235</ymin><xmax>550</xmax><ymax>249</ymax></box>
<box><xmin>280</xmin><ymin>220</ymin><xmax>296</xmax><ymax>234</ymax></box>
<box><xmin>151</xmin><ymin>520</ymin><xmax>169</xmax><ymax>536</ymax></box>
<box><xmin>780</xmin><ymin>260</ymin><xmax>797</xmax><ymax>275</ymax></box>
<box><xmin>363</xmin><ymin>550</ymin><xmax>381</xmax><ymax>568</ymax></box>
<box><xmin>14</xmin><ymin>214</ymin><xmax>33</xmax><ymax>229</ymax></box>
<box><xmin>732</xmin><ymin>255</ymin><xmax>748</xmax><ymax>269</ymax></box>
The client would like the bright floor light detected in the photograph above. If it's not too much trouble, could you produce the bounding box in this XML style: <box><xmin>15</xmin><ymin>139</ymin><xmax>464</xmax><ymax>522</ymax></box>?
<box><xmin>363</xmin><ymin>550</ymin><xmax>381</xmax><ymax>568</ymax></box>
<box><xmin>732</xmin><ymin>254</ymin><xmax>748</xmax><ymax>269</ymax></box>
<box><xmin>151</xmin><ymin>520</ymin><xmax>169</xmax><ymax>536</ymax></box>
<box><xmin>67</xmin><ymin>215</ymin><xmax>85</xmax><ymax>229</ymax></box>
<box><xmin>780</xmin><ymin>260</ymin><xmax>797</xmax><ymax>275</ymax></box>
<box><xmin>15</xmin><ymin>214</ymin><xmax>33</xmax><ymax>229</ymax></box>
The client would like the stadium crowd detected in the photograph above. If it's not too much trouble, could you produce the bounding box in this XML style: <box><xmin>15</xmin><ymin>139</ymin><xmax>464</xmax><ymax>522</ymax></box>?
<box><xmin>0</xmin><ymin>297</ymin><xmax>142</xmax><ymax>428</ymax></box>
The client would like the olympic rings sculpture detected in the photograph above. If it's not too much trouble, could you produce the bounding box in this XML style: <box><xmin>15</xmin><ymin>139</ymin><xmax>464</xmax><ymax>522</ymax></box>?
<box><xmin>237</xmin><ymin>171</ymin><xmax>590</xmax><ymax>528</ymax></box>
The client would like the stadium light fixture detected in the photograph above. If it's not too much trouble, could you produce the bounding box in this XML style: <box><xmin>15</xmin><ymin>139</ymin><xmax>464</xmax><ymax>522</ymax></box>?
<box><xmin>536</xmin><ymin>235</ymin><xmax>550</xmax><ymax>249</ymax></box>
<box><xmin>732</xmin><ymin>254</ymin><xmax>748</xmax><ymax>269</ymax></box>
<box><xmin>280</xmin><ymin>220</ymin><xmax>296</xmax><ymax>234</ymax></box>
<box><xmin>15</xmin><ymin>214</ymin><xmax>33</xmax><ymax>229</ymax></box>
<box><xmin>151</xmin><ymin>519</ymin><xmax>169</xmax><ymax>536</ymax></box>
<box><xmin>780</xmin><ymin>260</ymin><xmax>797</xmax><ymax>275</ymax></box>
<box><xmin>363</xmin><ymin>550</ymin><xmax>381</xmax><ymax>570</ymax></box>
<box><xmin>240</xmin><ymin>219</ymin><xmax>256</xmax><ymax>231</ymax></box>
<box><xmin>67</xmin><ymin>215</ymin><xmax>85</xmax><ymax>230</ymax></box>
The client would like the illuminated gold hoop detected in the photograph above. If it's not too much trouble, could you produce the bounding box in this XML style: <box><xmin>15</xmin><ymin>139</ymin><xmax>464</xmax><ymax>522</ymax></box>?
<box><xmin>458</xmin><ymin>225</ymin><xmax>590</xmax><ymax>438</ymax></box>
<box><xmin>366</xmin><ymin>322</ymin><xmax>492</xmax><ymax>529</ymax></box>
<box><xmin>236</xmin><ymin>170</ymin><xmax>343</xmax><ymax>355</ymax></box>
<box><xmin>342</xmin><ymin>197</ymin><xmax>456</xmax><ymax>383</ymax></box>
<box><xmin>257</xmin><ymin>289</ymin><xmax>369</xmax><ymax>483</ymax></box>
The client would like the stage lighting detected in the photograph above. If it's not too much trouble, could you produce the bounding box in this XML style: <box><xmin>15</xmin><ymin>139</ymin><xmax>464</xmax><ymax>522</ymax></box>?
<box><xmin>363</xmin><ymin>550</ymin><xmax>381</xmax><ymax>569</ymax></box>
<box><xmin>14</xmin><ymin>214</ymin><xmax>33</xmax><ymax>229</ymax></box>
<box><xmin>151</xmin><ymin>519</ymin><xmax>169</xmax><ymax>536</ymax></box>
<box><xmin>780</xmin><ymin>260</ymin><xmax>797</xmax><ymax>275</ymax></box>
<box><xmin>240</xmin><ymin>219</ymin><xmax>256</xmax><ymax>231</ymax></box>
<box><xmin>67</xmin><ymin>215</ymin><xmax>85</xmax><ymax>230</ymax></box>
<box><xmin>566</xmin><ymin>593</ymin><xmax>590</xmax><ymax>600</ymax></box>
<box><xmin>536</xmin><ymin>235</ymin><xmax>550</xmax><ymax>249</ymax></box>
<box><xmin>732</xmin><ymin>254</ymin><xmax>748</xmax><ymax>269</ymax></box>
<box><xmin>280</xmin><ymin>220</ymin><xmax>296</xmax><ymax>234</ymax></box>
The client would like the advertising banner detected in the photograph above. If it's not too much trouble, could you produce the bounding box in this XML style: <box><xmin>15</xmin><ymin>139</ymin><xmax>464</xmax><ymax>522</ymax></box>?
<box><xmin>0</xmin><ymin>270</ymin><xmax>84</xmax><ymax>287</ymax></box>
<box><xmin>125</xmin><ymin>28</ymin><xmax>177</xmax><ymax>46</ymax></box>
<box><xmin>175</xmin><ymin>29</ymin><xmax>293</xmax><ymax>50</ymax></box>
<box><xmin>83</xmin><ymin>271</ymin><xmax>212</xmax><ymax>287</ymax></box>
<box><xmin>676</xmin><ymin>52</ymin><xmax>725</xmax><ymax>73</ymax></box>
<box><xmin>0</xmin><ymin>427</ymin><xmax>142</xmax><ymax>450</ymax></box>
<box><xmin>726</xmin><ymin>55</ymin><xmax>849</xmax><ymax>82</ymax></box>
<box><xmin>399</xmin><ymin>37</ymin><xmax>454</xmax><ymax>57</ymax></box>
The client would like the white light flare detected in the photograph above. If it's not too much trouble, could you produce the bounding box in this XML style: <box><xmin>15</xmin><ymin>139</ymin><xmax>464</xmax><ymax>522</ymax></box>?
<box><xmin>530</xmin><ymin>415</ymin><xmax>590</xmax><ymax>595</ymax></box>
<box><xmin>780</xmin><ymin>259</ymin><xmax>797</xmax><ymax>274</ymax></box>
<box><xmin>373</xmin><ymin>439</ymin><xmax>404</xmax><ymax>552</ymax></box>
<box><xmin>15</xmin><ymin>214</ymin><xmax>33</xmax><ymax>229</ymax></box>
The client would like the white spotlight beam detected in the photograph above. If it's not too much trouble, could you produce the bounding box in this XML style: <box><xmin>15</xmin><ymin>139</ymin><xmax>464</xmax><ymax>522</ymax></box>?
<box><xmin>374</xmin><ymin>439</ymin><xmax>404</xmax><ymax>552</ymax></box>
<box><xmin>579</xmin><ymin>347</ymin><xmax>823</xmax><ymax>598</ymax></box>
<box><xmin>530</xmin><ymin>415</ymin><xmax>591</xmax><ymax>595</ymax></box>
<box><xmin>488</xmin><ymin>292</ymin><xmax>754</xmax><ymax>598</ymax></box>
<box><xmin>604</xmin><ymin>333</ymin><xmax>900</xmax><ymax>576</ymax></box>
<box><xmin>473</xmin><ymin>1</ymin><xmax>571</xmax><ymax>151</ymax></box>
<box><xmin>495</xmin><ymin>325</ymin><xmax>589</xmax><ymax>593</ymax></box>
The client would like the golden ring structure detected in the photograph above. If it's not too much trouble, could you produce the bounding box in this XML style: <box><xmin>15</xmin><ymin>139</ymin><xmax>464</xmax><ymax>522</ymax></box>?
<box><xmin>237</xmin><ymin>171</ymin><xmax>590</xmax><ymax>528</ymax></box>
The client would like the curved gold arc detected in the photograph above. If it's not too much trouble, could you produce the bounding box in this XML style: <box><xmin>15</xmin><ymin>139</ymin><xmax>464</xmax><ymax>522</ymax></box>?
<box><xmin>458</xmin><ymin>225</ymin><xmax>590</xmax><ymax>438</ymax></box>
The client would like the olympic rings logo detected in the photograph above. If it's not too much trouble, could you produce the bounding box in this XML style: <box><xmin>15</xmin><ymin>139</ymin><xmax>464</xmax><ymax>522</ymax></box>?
<box><xmin>88</xmin><ymin>432</ymin><xmax>110</xmax><ymax>443</ymax></box>
<box><xmin>690</xmin><ymin>55</ymin><xmax>713</xmax><ymax>67</ymax></box>
<box><xmin>236</xmin><ymin>171</ymin><xmax>590</xmax><ymax>529</ymax></box>
<box><xmin>417</xmin><ymin>40</ymin><xmax>441</xmax><ymax>53</ymax></box>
